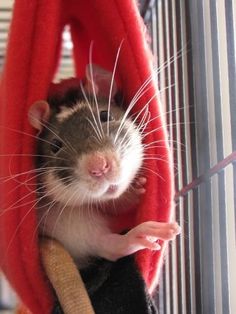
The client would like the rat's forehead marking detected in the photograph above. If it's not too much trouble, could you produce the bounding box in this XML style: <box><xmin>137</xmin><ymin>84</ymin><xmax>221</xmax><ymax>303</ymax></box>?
<box><xmin>56</xmin><ymin>101</ymin><xmax>86</xmax><ymax>122</ymax></box>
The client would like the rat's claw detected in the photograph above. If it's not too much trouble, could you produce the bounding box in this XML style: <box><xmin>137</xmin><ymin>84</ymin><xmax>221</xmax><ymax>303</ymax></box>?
<box><xmin>136</xmin><ymin>187</ymin><xmax>146</xmax><ymax>194</ymax></box>
<box><xmin>137</xmin><ymin>177</ymin><xmax>147</xmax><ymax>185</ymax></box>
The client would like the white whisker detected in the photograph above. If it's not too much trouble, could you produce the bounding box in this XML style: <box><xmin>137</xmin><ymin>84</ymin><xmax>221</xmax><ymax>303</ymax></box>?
<box><xmin>107</xmin><ymin>41</ymin><xmax>123</xmax><ymax>136</ymax></box>
<box><xmin>80</xmin><ymin>81</ymin><xmax>103</xmax><ymax>141</ymax></box>
<box><xmin>89</xmin><ymin>42</ymin><xmax>104</xmax><ymax>138</ymax></box>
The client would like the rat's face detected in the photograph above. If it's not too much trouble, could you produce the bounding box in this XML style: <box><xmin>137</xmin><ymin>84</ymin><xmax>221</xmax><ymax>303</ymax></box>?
<box><xmin>35</xmin><ymin>99</ymin><xmax>144</xmax><ymax>206</ymax></box>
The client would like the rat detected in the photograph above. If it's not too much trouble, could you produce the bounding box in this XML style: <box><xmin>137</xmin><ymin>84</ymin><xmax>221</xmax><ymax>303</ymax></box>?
<box><xmin>28</xmin><ymin>64</ymin><xmax>181</xmax><ymax>267</ymax></box>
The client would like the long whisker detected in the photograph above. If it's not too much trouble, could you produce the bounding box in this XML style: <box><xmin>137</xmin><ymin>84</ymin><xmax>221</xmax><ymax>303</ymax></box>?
<box><xmin>50</xmin><ymin>182</ymin><xmax>79</xmax><ymax>239</ymax></box>
<box><xmin>1</xmin><ymin>170</ymin><xmax>73</xmax><ymax>212</ymax></box>
<box><xmin>80</xmin><ymin>81</ymin><xmax>103</xmax><ymax>141</ymax></box>
<box><xmin>0</xmin><ymin>125</ymin><xmax>49</xmax><ymax>146</ymax></box>
<box><xmin>114</xmin><ymin>46</ymin><xmax>188</xmax><ymax>142</ymax></box>
<box><xmin>116</xmin><ymin>108</ymin><xmax>151</xmax><ymax>152</ymax></box>
<box><xmin>139</xmin><ymin>104</ymin><xmax>194</xmax><ymax>135</ymax></box>
<box><xmin>34</xmin><ymin>115</ymin><xmax>78</xmax><ymax>156</ymax></box>
<box><xmin>35</xmin><ymin>177</ymin><xmax>75</xmax><ymax>227</ymax></box>
<box><xmin>32</xmin><ymin>198</ymin><xmax>58</xmax><ymax>244</ymax></box>
<box><xmin>139</xmin><ymin>165</ymin><xmax>165</xmax><ymax>181</ymax></box>
<box><xmin>107</xmin><ymin>41</ymin><xmax>123</xmax><ymax>136</ymax></box>
<box><xmin>0</xmin><ymin>153</ymin><xmax>67</xmax><ymax>161</ymax></box>
<box><xmin>116</xmin><ymin>81</ymin><xmax>184</xmax><ymax>144</ymax></box>
<box><xmin>141</xmin><ymin>121</ymin><xmax>193</xmax><ymax>140</ymax></box>
<box><xmin>1</xmin><ymin>166</ymin><xmax>73</xmax><ymax>183</ymax></box>
<box><xmin>67</xmin><ymin>188</ymin><xmax>88</xmax><ymax>235</ymax></box>
<box><xmin>3</xmin><ymin>189</ymin><xmax>51</xmax><ymax>261</ymax></box>
<box><xmin>29</xmin><ymin>115</ymin><xmax>77</xmax><ymax>155</ymax></box>
<box><xmin>0</xmin><ymin>125</ymin><xmax>72</xmax><ymax>155</ymax></box>
<box><xmin>32</xmin><ymin>175</ymin><xmax>77</xmax><ymax>244</ymax></box>
<box><xmin>85</xmin><ymin>117</ymin><xmax>103</xmax><ymax>141</ymax></box>
<box><xmin>89</xmin><ymin>42</ymin><xmax>104</xmax><ymax>138</ymax></box>
<box><xmin>143</xmin><ymin>138</ymin><xmax>186</xmax><ymax>149</ymax></box>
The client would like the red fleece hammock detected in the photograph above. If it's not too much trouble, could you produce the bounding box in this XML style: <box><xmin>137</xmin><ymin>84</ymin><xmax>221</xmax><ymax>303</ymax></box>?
<box><xmin>0</xmin><ymin>1</ymin><xmax>174</xmax><ymax>313</ymax></box>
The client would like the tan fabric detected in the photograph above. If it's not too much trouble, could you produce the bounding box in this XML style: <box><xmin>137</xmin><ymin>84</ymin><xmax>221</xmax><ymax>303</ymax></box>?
<box><xmin>40</xmin><ymin>238</ymin><xmax>95</xmax><ymax>314</ymax></box>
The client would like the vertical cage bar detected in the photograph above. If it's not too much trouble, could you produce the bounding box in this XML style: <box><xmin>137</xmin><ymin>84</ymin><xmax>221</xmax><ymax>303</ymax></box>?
<box><xmin>218</xmin><ymin>171</ymin><xmax>230</xmax><ymax>313</ymax></box>
<box><xmin>141</xmin><ymin>1</ymin><xmax>236</xmax><ymax>313</ymax></box>
<box><xmin>225</xmin><ymin>0</ymin><xmax>236</xmax><ymax>151</ymax></box>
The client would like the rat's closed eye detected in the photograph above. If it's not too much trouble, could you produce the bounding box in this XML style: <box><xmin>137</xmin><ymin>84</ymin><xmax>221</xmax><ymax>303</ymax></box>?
<box><xmin>100</xmin><ymin>110</ymin><xmax>114</xmax><ymax>122</ymax></box>
<box><xmin>51</xmin><ymin>138</ymin><xmax>63</xmax><ymax>153</ymax></box>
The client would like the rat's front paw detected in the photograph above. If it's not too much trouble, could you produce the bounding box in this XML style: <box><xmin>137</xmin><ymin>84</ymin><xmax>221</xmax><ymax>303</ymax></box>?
<box><xmin>99</xmin><ymin>221</ymin><xmax>181</xmax><ymax>262</ymax></box>
<box><xmin>124</xmin><ymin>221</ymin><xmax>181</xmax><ymax>253</ymax></box>
<box><xmin>132</xmin><ymin>176</ymin><xmax>147</xmax><ymax>195</ymax></box>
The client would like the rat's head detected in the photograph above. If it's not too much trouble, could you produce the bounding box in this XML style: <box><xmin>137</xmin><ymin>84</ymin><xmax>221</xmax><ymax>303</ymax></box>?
<box><xmin>29</xmin><ymin>65</ymin><xmax>144</xmax><ymax>206</ymax></box>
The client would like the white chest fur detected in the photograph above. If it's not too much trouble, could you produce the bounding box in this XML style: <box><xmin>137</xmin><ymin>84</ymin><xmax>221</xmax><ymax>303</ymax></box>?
<box><xmin>37</xmin><ymin>201</ymin><xmax>110</xmax><ymax>267</ymax></box>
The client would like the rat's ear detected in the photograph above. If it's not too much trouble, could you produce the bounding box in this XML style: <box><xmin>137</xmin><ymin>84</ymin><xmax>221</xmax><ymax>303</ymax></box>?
<box><xmin>85</xmin><ymin>64</ymin><xmax>118</xmax><ymax>98</ymax></box>
<box><xmin>28</xmin><ymin>100</ymin><xmax>50</xmax><ymax>132</ymax></box>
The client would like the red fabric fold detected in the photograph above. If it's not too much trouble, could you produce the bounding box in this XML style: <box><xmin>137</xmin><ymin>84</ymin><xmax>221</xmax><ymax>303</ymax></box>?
<box><xmin>0</xmin><ymin>0</ymin><xmax>174</xmax><ymax>312</ymax></box>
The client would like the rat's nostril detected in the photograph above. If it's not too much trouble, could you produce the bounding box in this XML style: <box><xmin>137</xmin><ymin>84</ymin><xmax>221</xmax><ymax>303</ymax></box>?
<box><xmin>87</xmin><ymin>155</ymin><xmax>111</xmax><ymax>177</ymax></box>
<box><xmin>90</xmin><ymin>170</ymin><xmax>103</xmax><ymax>177</ymax></box>
<box><xmin>89</xmin><ymin>163</ymin><xmax>110</xmax><ymax>177</ymax></box>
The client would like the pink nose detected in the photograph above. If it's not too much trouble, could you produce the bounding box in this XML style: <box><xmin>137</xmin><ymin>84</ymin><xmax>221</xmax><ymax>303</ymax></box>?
<box><xmin>87</xmin><ymin>154</ymin><xmax>111</xmax><ymax>177</ymax></box>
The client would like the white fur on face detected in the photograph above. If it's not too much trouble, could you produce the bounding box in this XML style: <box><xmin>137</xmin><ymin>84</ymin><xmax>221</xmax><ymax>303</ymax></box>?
<box><xmin>41</xmin><ymin>118</ymin><xmax>143</xmax><ymax>206</ymax></box>
<box><xmin>42</xmin><ymin>167</ymin><xmax>121</xmax><ymax>207</ymax></box>
<box><xmin>56</xmin><ymin>102</ymin><xmax>84</xmax><ymax>123</ymax></box>
<box><xmin>42</xmin><ymin>148</ymin><xmax>142</xmax><ymax>207</ymax></box>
